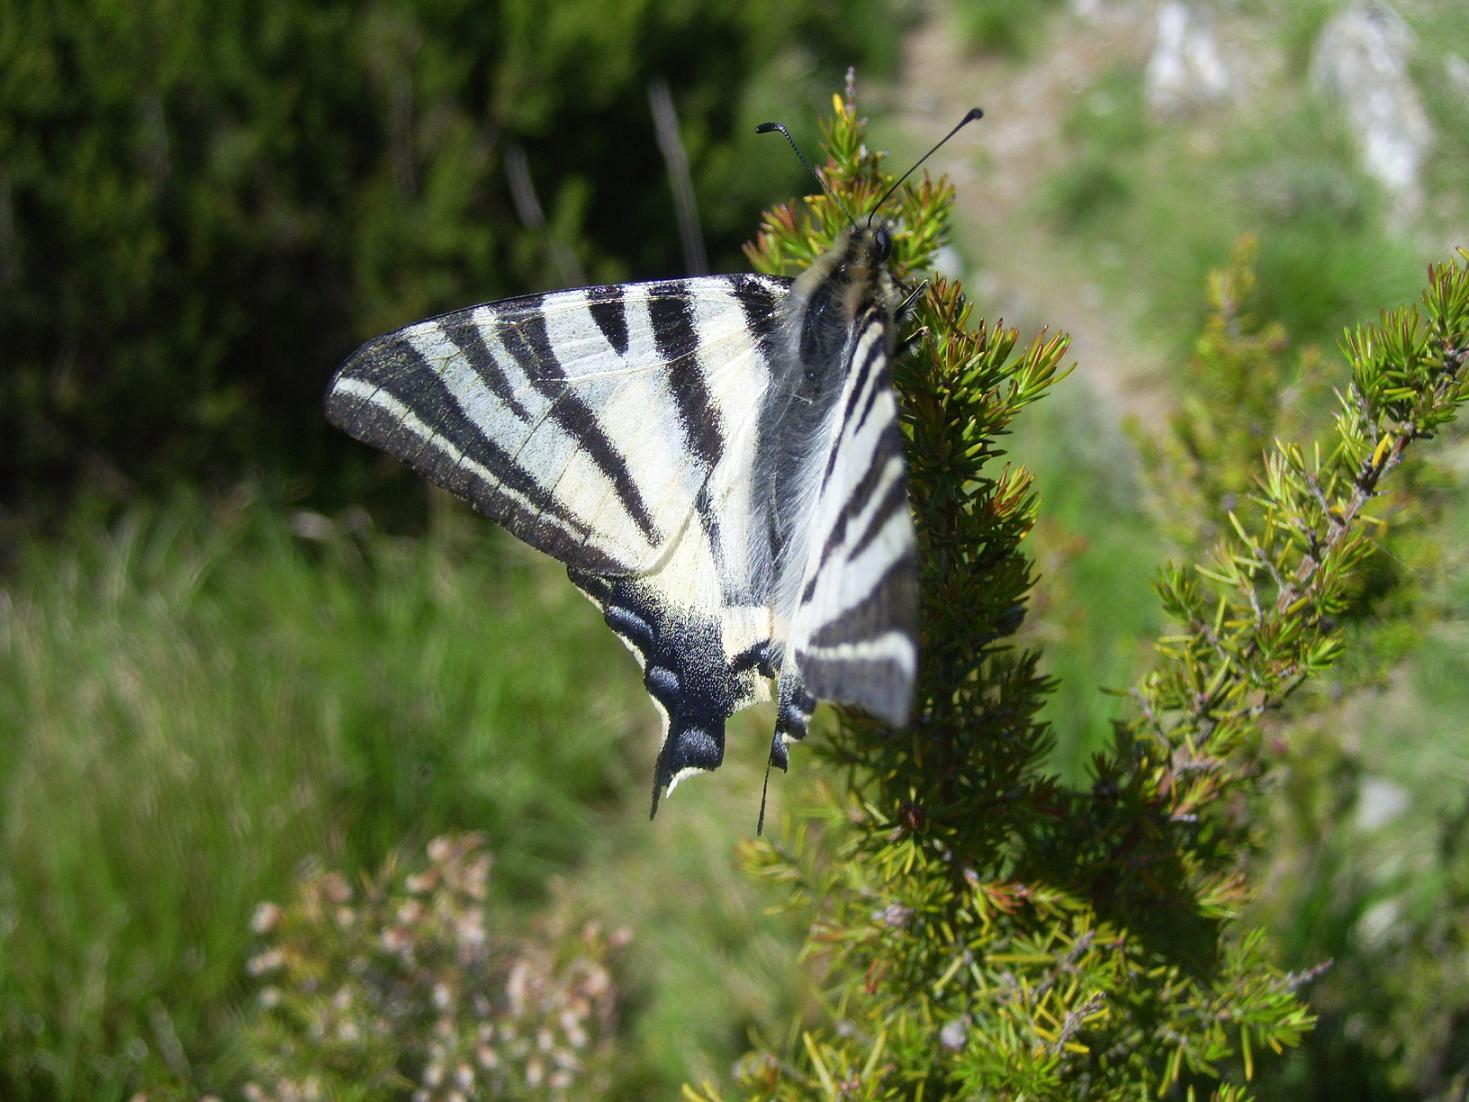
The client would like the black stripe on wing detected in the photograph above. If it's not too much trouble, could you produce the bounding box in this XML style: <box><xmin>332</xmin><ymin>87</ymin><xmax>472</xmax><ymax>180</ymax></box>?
<box><xmin>326</xmin><ymin>334</ymin><xmax>625</xmax><ymax>575</ymax></box>
<box><xmin>821</xmin><ymin>327</ymin><xmax>889</xmax><ymax>491</ymax></box>
<box><xmin>497</xmin><ymin>304</ymin><xmax>661</xmax><ymax>544</ymax></box>
<box><xmin>439</xmin><ymin>314</ymin><xmax>533</xmax><ymax>422</ymax></box>
<box><xmin>647</xmin><ymin>277</ymin><xmax>785</xmax><ymax>597</ymax></box>
<box><xmin>650</xmin><ymin>283</ymin><xmax>725</xmax><ymax>470</ymax></box>
<box><xmin>799</xmin><ymin>642</ymin><xmax>914</xmax><ymax>725</ymax></box>
<box><xmin>732</xmin><ymin>273</ymin><xmax>783</xmax><ymax>365</ymax></box>
<box><xmin>791</xmin><ymin>309</ymin><xmax>919</xmax><ymax>727</ymax></box>
<box><xmin>806</xmin><ymin>553</ymin><xmax>917</xmax><ymax>650</ymax></box>
<box><xmin>796</xmin><ymin>534</ymin><xmax>917</xmax><ymax>729</ymax></box>
<box><xmin>586</xmin><ymin>284</ymin><xmax>630</xmax><ymax>355</ymax></box>
<box><xmin>326</xmin><ymin>274</ymin><xmax>795</xmax><ymax>581</ymax></box>
<box><xmin>801</xmin><ymin>430</ymin><xmax>903</xmax><ymax>604</ymax></box>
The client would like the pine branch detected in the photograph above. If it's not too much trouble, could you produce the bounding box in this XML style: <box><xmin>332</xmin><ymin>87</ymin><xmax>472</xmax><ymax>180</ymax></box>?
<box><xmin>692</xmin><ymin>84</ymin><xmax>1469</xmax><ymax>1101</ymax></box>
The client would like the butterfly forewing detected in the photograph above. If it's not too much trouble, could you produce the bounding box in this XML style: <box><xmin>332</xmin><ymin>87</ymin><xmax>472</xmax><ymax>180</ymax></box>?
<box><xmin>326</xmin><ymin>276</ymin><xmax>788</xmax><ymax>577</ymax></box>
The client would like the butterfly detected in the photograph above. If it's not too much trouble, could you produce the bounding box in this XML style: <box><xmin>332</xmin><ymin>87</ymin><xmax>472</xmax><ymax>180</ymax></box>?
<box><xmin>325</xmin><ymin>109</ymin><xmax>982</xmax><ymax>825</ymax></box>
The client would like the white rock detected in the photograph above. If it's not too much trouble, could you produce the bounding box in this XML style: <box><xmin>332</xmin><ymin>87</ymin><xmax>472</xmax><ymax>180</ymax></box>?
<box><xmin>1355</xmin><ymin>896</ymin><xmax>1403</xmax><ymax>950</ymax></box>
<box><xmin>1309</xmin><ymin>2</ymin><xmax>1433</xmax><ymax>217</ymax></box>
<box><xmin>929</xmin><ymin>244</ymin><xmax>964</xmax><ymax>281</ymax></box>
<box><xmin>1145</xmin><ymin>2</ymin><xmax>1233</xmax><ymax>118</ymax></box>
<box><xmin>1356</xmin><ymin>776</ymin><xmax>1410</xmax><ymax>831</ymax></box>
<box><xmin>1446</xmin><ymin>53</ymin><xmax>1469</xmax><ymax>106</ymax></box>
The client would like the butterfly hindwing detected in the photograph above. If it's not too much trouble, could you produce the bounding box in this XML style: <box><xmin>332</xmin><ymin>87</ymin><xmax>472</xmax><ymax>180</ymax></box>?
<box><xmin>786</xmin><ymin>306</ymin><xmax>918</xmax><ymax>726</ymax></box>
<box><xmin>570</xmin><ymin>567</ymin><xmax>778</xmax><ymax>814</ymax></box>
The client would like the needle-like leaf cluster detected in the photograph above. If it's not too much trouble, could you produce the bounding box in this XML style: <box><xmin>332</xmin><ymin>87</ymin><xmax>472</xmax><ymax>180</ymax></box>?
<box><xmin>692</xmin><ymin>86</ymin><xmax>1469</xmax><ymax>1102</ymax></box>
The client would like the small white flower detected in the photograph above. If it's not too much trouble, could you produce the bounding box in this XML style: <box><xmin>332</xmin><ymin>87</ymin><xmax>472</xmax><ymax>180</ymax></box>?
<box><xmin>246</xmin><ymin>949</ymin><xmax>284</xmax><ymax>976</ymax></box>
<box><xmin>251</xmin><ymin>902</ymin><xmax>282</xmax><ymax>935</ymax></box>
<box><xmin>940</xmin><ymin>1016</ymin><xmax>968</xmax><ymax>1052</ymax></box>
<box><xmin>397</xmin><ymin>900</ymin><xmax>425</xmax><ymax>926</ymax></box>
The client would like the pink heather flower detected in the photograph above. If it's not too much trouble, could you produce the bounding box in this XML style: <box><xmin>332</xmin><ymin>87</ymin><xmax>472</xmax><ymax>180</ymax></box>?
<box><xmin>321</xmin><ymin>872</ymin><xmax>352</xmax><ymax>904</ymax></box>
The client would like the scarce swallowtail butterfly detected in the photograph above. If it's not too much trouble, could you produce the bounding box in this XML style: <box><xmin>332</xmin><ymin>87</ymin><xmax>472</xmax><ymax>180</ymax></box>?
<box><xmin>325</xmin><ymin>108</ymin><xmax>983</xmax><ymax>825</ymax></box>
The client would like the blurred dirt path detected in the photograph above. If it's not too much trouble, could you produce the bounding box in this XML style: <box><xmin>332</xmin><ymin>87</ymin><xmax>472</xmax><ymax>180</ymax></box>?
<box><xmin>886</xmin><ymin>0</ymin><xmax>1174</xmax><ymax>425</ymax></box>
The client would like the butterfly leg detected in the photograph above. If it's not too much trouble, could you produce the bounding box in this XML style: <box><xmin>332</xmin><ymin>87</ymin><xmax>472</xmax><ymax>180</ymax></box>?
<box><xmin>894</xmin><ymin>279</ymin><xmax>932</xmax><ymax>357</ymax></box>
<box><xmin>770</xmin><ymin>671</ymin><xmax>817</xmax><ymax>771</ymax></box>
<box><xmin>897</xmin><ymin>278</ymin><xmax>929</xmax><ymax>320</ymax></box>
<box><xmin>755</xmin><ymin>670</ymin><xmax>816</xmax><ymax>834</ymax></box>
<box><xmin>898</xmin><ymin>327</ymin><xmax>930</xmax><ymax>357</ymax></box>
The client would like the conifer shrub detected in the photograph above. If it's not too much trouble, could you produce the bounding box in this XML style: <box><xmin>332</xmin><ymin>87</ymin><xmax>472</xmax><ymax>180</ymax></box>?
<box><xmin>0</xmin><ymin>0</ymin><xmax>901</xmax><ymax>511</ymax></box>
<box><xmin>1139</xmin><ymin>239</ymin><xmax>1469</xmax><ymax>1100</ymax></box>
<box><xmin>689</xmin><ymin>88</ymin><xmax>1469</xmax><ymax>1100</ymax></box>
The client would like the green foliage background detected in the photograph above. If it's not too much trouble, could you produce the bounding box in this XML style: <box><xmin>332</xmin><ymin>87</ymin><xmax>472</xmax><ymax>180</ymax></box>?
<box><xmin>697</xmin><ymin>93</ymin><xmax>1469</xmax><ymax>1101</ymax></box>
<box><xmin>4</xmin><ymin>0</ymin><xmax>1469</xmax><ymax>1100</ymax></box>
<box><xmin>0</xmin><ymin>0</ymin><xmax>902</xmax><ymax>512</ymax></box>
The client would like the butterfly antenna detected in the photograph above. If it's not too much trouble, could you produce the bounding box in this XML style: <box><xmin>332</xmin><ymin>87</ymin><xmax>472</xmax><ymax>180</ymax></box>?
<box><xmin>755</xmin><ymin>121</ymin><xmax>856</xmax><ymax>228</ymax></box>
<box><xmin>867</xmin><ymin>106</ymin><xmax>984</xmax><ymax>226</ymax></box>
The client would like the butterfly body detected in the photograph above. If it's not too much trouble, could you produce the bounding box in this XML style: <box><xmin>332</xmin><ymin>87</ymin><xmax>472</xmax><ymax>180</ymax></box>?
<box><xmin>327</xmin><ymin>222</ymin><xmax>917</xmax><ymax>814</ymax></box>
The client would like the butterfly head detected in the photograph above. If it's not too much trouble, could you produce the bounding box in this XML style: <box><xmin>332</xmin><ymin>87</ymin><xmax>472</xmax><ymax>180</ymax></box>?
<box><xmin>783</xmin><ymin>221</ymin><xmax>905</xmax><ymax>379</ymax></box>
<box><xmin>872</xmin><ymin>223</ymin><xmax>894</xmax><ymax>262</ymax></box>
<box><xmin>816</xmin><ymin>221</ymin><xmax>902</xmax><ymax>311</ymax></box>
<box><xmin>792</xmin><ymin>221</ymin><xmax>903</xmax><ymax>324</ymax></box>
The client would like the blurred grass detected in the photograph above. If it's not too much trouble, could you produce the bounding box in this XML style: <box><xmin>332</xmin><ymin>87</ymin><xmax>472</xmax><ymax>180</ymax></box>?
<box><xmin>951</xmin><ymin>0</ymin><xmax>1064</xmax><ymax>57</ymax></box>
<box><xmin>1009</xmin><ymin>382</ymin><xmax>1166</xmax><ymax>782</ymax></box>
<box><xmin>0</xmin><ymin>495</ymin><xmax>805</xmax><ymax>1099</ymax></box>
<box><xmin>575</xmin><ymin>742</ymin><xmax>816</xmax><ymax>1094</ymax></box>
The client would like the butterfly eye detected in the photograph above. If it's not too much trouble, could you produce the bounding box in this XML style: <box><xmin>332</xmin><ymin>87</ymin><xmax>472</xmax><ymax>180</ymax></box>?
<box><xmin>874</xmin><ymin>227</ymin><xmax>893</xmax><ymax>260</ymax></box>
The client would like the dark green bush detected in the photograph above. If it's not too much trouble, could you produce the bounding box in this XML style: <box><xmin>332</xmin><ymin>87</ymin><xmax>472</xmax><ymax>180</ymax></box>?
<box><xmin>0</xmin><ymin>0</ymin><xmax>902</xmax><ymax>513</ymax></box>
